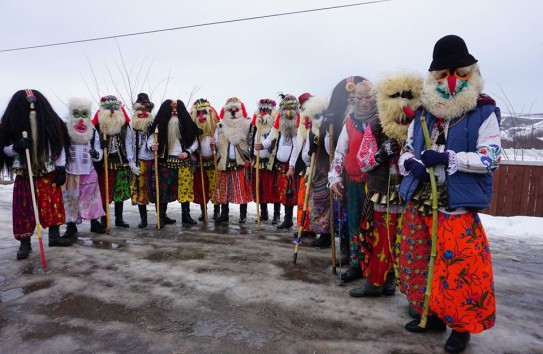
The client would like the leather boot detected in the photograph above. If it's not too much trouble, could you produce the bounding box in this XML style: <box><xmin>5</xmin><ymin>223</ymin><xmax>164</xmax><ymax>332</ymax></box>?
<box><xmin>349</xmin><ymin>279</ymin><xmax>382</xmax><ymax>297</ymax></box>
<box><xmin>277</xmin><ymin>205</ymin><xmax>293</xmax><ymax>229</ymax></box>
<box><xmin>62</xmin><ymin>222</ymin><xmax>78</xmax><ymax>243</ymax></box>
<box><xmin>215</xmin><ymin>203</ymin><xmax>229</xmax><ymax>223</ymax></box>
<box><xmin>160</xmin><ymin>203</ymin><xmax>176</xmax><ymax>225</ymax></box>
<box><xmin>259</xmin><ymin>204</ymin><xmax>269</xmax><ymax>222</ymax></box>
<box><xmin>16</xmin><ymin>238</ymin><xmax>32</xmax><ymax>260</ymax></box>
<box><xmin>90</xmin><ymin>219</ymin><xmax>106</xmax><ymax>234</ymax></box>
<box><xmin>271</xmin><ymin>203</ymin><xmax>281</xmax><ymax>225</ymax></box>
<box><xmin>100</xmin><ymin>208</ymin><xmax>107</xmax><ymax>227</ymax></box>
<box><xmin>182</xmin><ymin>202</ymin><xmax>197</xmax><ymax>225</ymax></box>
<box><xmin>138</xmin><ymin>205</ymin><xmax>148</xmax><ymax>228</ymax></box>
<box><xmin>238</xmin><ymin>203</ymin><xmax>247</xmax><ymax>224</ymax></box>
<box><xmin>405</xmin><ymin>316</ymin><xmax>446</xmax><ymax>333</ymax></box>
<box><xmin>48</xmin><ymin>225</ymin><xmax>73</xmax><ymax>247</ymax></box>
<box><xmin>114</xmin><ymin>202</ymin><xmax>129</xmax><ymax>227</ymax></box>
<box><xmin>213</xmin><ymin>204</ymin><xmax>220</xmax><ymax>220</ymax></box>
<box><xmin>310</xmin><ymin>233</ymin><xmax>331</xmax><ymax>248</ymax></box>
<box><xmin>198</xmin><ymin>204</ymin><xmax>206</xmax><ymax>221</ymax></box>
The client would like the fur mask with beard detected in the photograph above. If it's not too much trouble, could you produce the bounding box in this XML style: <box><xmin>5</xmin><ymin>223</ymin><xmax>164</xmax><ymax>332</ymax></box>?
<box><xmin>96</xmin><ymin>96</ymin><xmax>127</xmax><ymax>136</ymax></box>
<box><xmin>190</xmin><ymin>99</ymin><xmax>219</xmax><ymax>138</ymax></box>
<box><xmin>67</xmin><ymin>97</ymin><xmax>94</xmax><ymax>145</ymax></box>
<box><xmin>221</xmin><ymin>100</ymin><xmax>249</xmax><ymax>146</ymax></box>
<box><xmin>277</xmin><ymin>94</ymin><xmax>299</xmax><ymax>138</ymax></box>
<box><xmin>131</xmin><ymin>102</ymin><xmax>154</xmax><ymax>133</ymax></box>
<box><xmin>297</xmin><ymin>96</ymin><xmax>329</xmax><ymax>153</ymax></box>
<box><xmin>421</xmin><ymin>63</ymin><xmax>484</xmax><ymax>120</ymax></box>
<box><xmin>377</xmin><ymin>72</ymin><xmax>423</xmax><ymax>143</ymax></box>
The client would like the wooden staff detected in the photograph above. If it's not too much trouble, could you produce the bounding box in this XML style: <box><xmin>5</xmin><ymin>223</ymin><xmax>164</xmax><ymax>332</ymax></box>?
<box><xmin>293</xmin><ymin>152</ymin><xmax>317</xmax><ymax>264</ymax></box>
<box><xmin>419</xmin><ymin>114</ymin><xmax>438</xmax><ymax>328</ymax></box>
<box><xmin>22</xmin><ymin>131</ymin><xmax>47</xmax><ymax>269</ymax></box>
<box><xmin>154</xmin><ymin>126</ymin><xmax>160</xmax><ymax>230</ymax></box>
<box><xmin>328</xmin><ymin>124</ymin><xmax>337</xmax><ymax>274</ymax></box>
<box><xmin>102</xmin><ymin>129</ymin><xmax>110</xmax><ymax>234</ymax></box>
<box><xmin>197</xmin><ymin>135</ymin><xmax>208</xmax><ymax>222</ymax></box>
<box><xmin>255</xmin><ymin>119</ymin><xmax>263</xmax><ymax>227</ymax></box>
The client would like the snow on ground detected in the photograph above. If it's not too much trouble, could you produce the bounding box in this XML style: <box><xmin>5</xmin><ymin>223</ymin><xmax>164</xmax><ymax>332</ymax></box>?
<box><xmin>0</xmin><ymin>183</ymin><xmax>542</xmax><ymax>353</ymax></box>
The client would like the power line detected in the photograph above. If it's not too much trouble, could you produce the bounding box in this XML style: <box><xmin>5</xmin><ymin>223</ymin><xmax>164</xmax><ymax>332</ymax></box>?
<box><xmin>0</xmin><ymin>0</ymin><xmax>391</xmax><ymax>53</ymax></box>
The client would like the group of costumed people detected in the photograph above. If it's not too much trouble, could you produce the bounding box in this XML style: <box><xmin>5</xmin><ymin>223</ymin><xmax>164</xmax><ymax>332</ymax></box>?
<box><xmin>0</xmin><ymin>35</ymin><xmax>500</xmax><ymax>354</ymax></box>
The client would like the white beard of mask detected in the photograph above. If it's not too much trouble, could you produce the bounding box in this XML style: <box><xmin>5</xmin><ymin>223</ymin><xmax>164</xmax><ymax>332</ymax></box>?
<box><xmin>279</xmin><ymin>112</ymin><xmax>298</xmax><ymax>138</ymax></box>
<box><xmin>98</xmin><ymin>109</ymin><xmax>126</xmax><ymax>136</ymax></box>
<box><xmin>131</xmin><ymin>112</ymin><xmax>154</xmax><ymax>132</ymax></box>
<box><xmin>68</xmin><ymin>118</ymin><xmax>94</xmax><ymax>144</ymax></box>
<box><xmin>421</xmin><ymin>64</ymin><xmax>484</xmax><ymax>120</ymax></box>
<box><xmin>222</xmin><ymin>115</ymin><xmax>247</xmax><ymax>146</ymax></box>
<box><xmin>167</xmin><ymin>116</ymin><xmax>181</xmax><ymax>155</ymax></box>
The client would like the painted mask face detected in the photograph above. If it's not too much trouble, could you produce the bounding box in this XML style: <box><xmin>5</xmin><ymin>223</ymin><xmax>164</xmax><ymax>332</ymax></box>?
<box><xmin>67</xmin><ymin>98</ymin><xmax>94</xmax><ymax>144</ymax></box>
<box><xmin>432</xmin><ymin>66</ymin><xmax>472</xmax><ymax>98</ymax></box>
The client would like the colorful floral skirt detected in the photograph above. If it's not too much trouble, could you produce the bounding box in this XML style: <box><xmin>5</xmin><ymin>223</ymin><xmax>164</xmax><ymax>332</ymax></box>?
<box><xmin>251</xmin><ymin>169</ymin><xmax>280</xmax><ymax>204</ymax></box>
<box><xmin>399</xmin><ymin>202</ymin><xmax>496</xmax><ymax>333</ymax></box>
<box><xmin>63</xmin><ymin>170</ymin><xmax>104</xmax><ymax>223</ymax></box>
<box><xmin>13</xmin><ymin>172</ymin><xmax>65</xmax><ymax>240</ymax></box>
<box><xmin>296</xmin><ymin>176</ymin><xmax>310</xmax><ymax>231</ymax></box>
<box><xmin>193</xmin><ymin>165</ymin><xmax>218</xmax><ymax>205</ymax></box>
<box><xmin>150</xmin><ymin>164</ymin><xmax>179</xmax><ymax>204</ymax></box>
<box><xmin>130</xmin><ymin>160</ymin><xmax>152</xmax><ymax>205</ymax></box>
<box><xmin>98</xmin><ymin>167</ymin><xmax>131</xmax><ymax>204</ymax></box>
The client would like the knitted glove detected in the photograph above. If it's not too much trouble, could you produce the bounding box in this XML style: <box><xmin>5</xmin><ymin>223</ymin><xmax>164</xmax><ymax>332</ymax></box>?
<box><xmin>89</xmin><ymin>149</ymin><xmax>99</xmax><ymax>159</ymax></box>
<box><xmin>128</xmin><ymin>161</ymin><xmax>141</xmax><ymax>176</ymax></box>
<box><xmin>421</xmin><ymin>150</ymin><xmax>449</xmax><ymax>168</ymax></box>
<box><xmin>375</xmin><ymin>138</ymin><xmax>400</xmax><ymax>164</ymax></box>
<box><xmin>13</xmin><ymin>137</ymin><xmax>32</xmax><ymax>154</ymax></box>
<box><xmin>54</xmin><ymin>166</ymin><xmax>67</xmax><ymax>187</ymax></box>
<box><xmin>404</xmin><ymin>159</ymin><xmax>430</xmax><ymax>182</ymax></box>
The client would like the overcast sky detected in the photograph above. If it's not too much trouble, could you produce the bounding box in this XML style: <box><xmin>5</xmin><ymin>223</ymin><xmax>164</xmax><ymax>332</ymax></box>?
<box><xmin>0</xmin><ymin>0</ymin><xmax>542</xmax><ymax>118</ymax></box>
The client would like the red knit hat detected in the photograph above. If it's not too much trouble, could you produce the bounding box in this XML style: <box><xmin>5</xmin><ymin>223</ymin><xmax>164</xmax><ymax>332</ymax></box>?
<box><xmin>298</xmin><ymin>92</ymin><xmax>313</xmax><ymax>107</ymax></box>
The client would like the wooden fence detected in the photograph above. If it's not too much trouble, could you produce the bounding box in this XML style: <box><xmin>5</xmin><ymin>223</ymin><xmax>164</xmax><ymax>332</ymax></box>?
<box><xmin>486</xmin><ymin>161</ymin><xmax>543</xmax><ymax>217</ymax></box>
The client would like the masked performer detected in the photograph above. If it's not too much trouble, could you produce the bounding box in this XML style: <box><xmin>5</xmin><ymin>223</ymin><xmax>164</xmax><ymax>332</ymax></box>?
<box><xmin>0</xmin><ymin>89</ymin><xmax>72</xmax><ymax>260</ymax></box>
<box><xmin>149</xmin><ymin>99</ymin><xmax>199</xmax><ymax>225</ymax></box>
<box><xmin>92</xmin><ymin>95</ymin><xmax>131</xmax><ymax>228</ymax></box>
<box><xmin>190</xmin><ymin>98</ymin><xmax>220</xmax><ymax>221</ymax></box>
<box><xmin>126</xmin><ymin>93</ymin><xmax>156</xmax><ymax>228</ymax></box>
<box><xmin>250</xmin><ymin>98</ymin><xmax>279</xmax><ymax>223</ymax></box>
<box><xmin>213</xmin><ymin>97</ymin><xmax>253</xmax><ymax>223</ymax></box>
<box><xmin>62</xmin><ymin>97</ymin><xmax>106</xmax><ymax>240</ymax></box>
<box><xmin>398</xmin><ymin>35</ymin><xmax>500</xmax><ymax>354</ymax></box>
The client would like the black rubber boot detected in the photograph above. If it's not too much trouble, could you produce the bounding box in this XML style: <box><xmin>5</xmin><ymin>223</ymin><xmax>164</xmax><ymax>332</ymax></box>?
<box><xmin>277</xmin><ymin>205</ymin><xmax>293</xmax><ymax>229</ymax></box>
<box><xmin>444</xmin><ymin>330</ymin><xmax>470</xmax><ymax>354</ymax></box>
<box><xmin>198</xmin><ymin>204</ymin><xmax>206</xmax><ymax>221</ymax></box>
<box><xmin>340</xmin><ymin>266</ymin><xmax>363</xmax><ymax>283</ymax></box>
<box><xmin>310</xmin><ymin>233</ymin><xmax>331</xmax><ymax>248</ymax></box>
<box><xmin>216</xmin><ymin>203</ymin><xmax>229</xmax><ymax>223</ymax></box>
<box><xmin>138</xmin><ymin>205</ymin><xmax>148</xmax><ymax>228</ymax></box>
<box><xmin>213</xmin><ymin>204</ymin><xmax>220</xmax><ymax>220</ymax></box>
<box><xmin>336</xmin><ymin>236</ymin><xmax>350</xmax><ymax>266</ymax></box>
<box><xmin>16</xmin><ymin>238</ymin><xmax>32</xmax><ymax>260</ymax></box>
<box><xmin>271</xmin><ymin>203</ymin><xmax>281</xmax><ymax>225</ymax></box>
<box><xmin>114</xmin><ymin>202</ymin><xmax>129</xmax><ymax>227</ymax></box>
<box><xmin>90</xmin><ymin>219</ymin><xmax>106</xmax><ymax>234</ymax></box>
<box><xmin>382</xmin><ymin>272</ymin><xmax>396</xmax><ymax>296</ymax></box>
<box><xmin>182</xmin><ymin>202</ymin><xmax>197</xmax><ymax>225</ymax></box>
<box><xmin>238</xmin><ymin>204</ymin><xmax>247</xmax><ymax>223</ymax></box>
<box><xmin>160</xmin><ymin>203</ymin><xmax>176</xmax><ymax>225</ymax></box>
<box><xmin>48</xmin><ymin>225</ymin><xmax>73</xmax><ymax>247</ymax></box>
<box><xmin>260</xmin><ymin>204</ymin><xmax>269</xmax><ymax>222</ymax></box>
<box><xmin>62</xmin><ymin>222</ymin><xmax>78</xmax><ymax>243</ymax></box>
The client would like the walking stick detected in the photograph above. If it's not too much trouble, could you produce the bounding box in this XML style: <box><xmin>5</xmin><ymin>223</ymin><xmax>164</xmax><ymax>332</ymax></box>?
<box><xmin>293</xmin><ymin>152</ymin><xmax>316</xmax><ymax>264</ymax></box>
<box><xmin>197</xmin><ymin>135</ymin><xmax>208</xmax><ymax>222</ymax></box>
<box><xmin>22</xmin><ymin>131</ymin><xmax>47</xmax><ymax>269</ymax></box>
<box><xmin>328</xmin><ymin>124</ymin><xmax>337</xmax><ymax>274</ymax></box>
<box><xmin>102</xmin><ymin>129</ymin><xmax>110</xmax><ymax>234</ymax></box>
<box><xmin>154</xmin><ymin>126</ymin><xmax>160</xmax><ymax>231</ymax></box>
<box><xmin>419</xmin><ymin>113</ymin><xmax>438</xmax><ymax>328</ymax></box>
<box><xmin>255</xmin><ymin>120</ymin><xmax>263</xmax><ymax>227</ymax></box>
